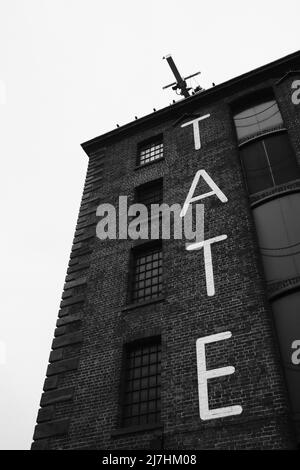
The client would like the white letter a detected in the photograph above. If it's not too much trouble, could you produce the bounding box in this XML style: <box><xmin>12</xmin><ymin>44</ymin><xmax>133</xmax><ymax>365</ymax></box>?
<box><xmin>180</xmin><ymin>169</ymin><xmax>228</xmax><ymax>217</ymax></box>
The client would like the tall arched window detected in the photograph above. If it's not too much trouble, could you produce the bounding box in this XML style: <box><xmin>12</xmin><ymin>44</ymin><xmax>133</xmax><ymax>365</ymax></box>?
<box><xmin>233</xmin><ymin>94</ymin><xmax>300</xmax><ymax>425</ymax></box>
<box><xmin>233</xmin><ymin>98</ymin><xmax>300</xmax><ymax>195</ymax></box>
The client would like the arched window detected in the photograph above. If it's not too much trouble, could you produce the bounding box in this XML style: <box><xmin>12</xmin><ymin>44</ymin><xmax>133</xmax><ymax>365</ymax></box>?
<box><xmin>233</xmin><ymin>98</ymin><xmax>300</xmax><ymax>195</ymax></box>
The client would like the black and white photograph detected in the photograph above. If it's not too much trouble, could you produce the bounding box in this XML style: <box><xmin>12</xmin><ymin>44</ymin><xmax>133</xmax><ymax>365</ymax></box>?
<box><xmin>1</xmin><ymin>0</ymin><xmax>300</xmax><ymax>454</ymax></box>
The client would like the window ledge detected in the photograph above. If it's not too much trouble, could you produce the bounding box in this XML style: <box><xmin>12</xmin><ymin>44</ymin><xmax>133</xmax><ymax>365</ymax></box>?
<box><xmin>250</xmin><ymin>179</ymin><xmax>300</xmax><ymax>208</ymax></box>
<box><xmin>134</xmin><ymin>157</ymin><xmax>164</xmax><ymax>171</ymax></box>
<box><xmin>111</xmin><ymin>423</ymin><xmax>163</xmax><ymax>437</ymax></box>
<box><xmin>238</xmin><ymin>125</ymin><xmax>286</xmax><ymax>147</ymax></box>
<box><xmin>122</xmin><ymin>296</ymin><xmax>165</xmax><ymax>312</ymax></box>
<box><xmin>268</xmin><ymin>276</ymin><xmax>300</xmax><ymax>300</ymax></box>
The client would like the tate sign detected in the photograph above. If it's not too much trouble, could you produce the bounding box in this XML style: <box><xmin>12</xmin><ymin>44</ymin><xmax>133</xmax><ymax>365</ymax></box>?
<box><xmin>180</xmin><ymin>115</ymin><xmax>243</xmax><ymax>420</ymax></box>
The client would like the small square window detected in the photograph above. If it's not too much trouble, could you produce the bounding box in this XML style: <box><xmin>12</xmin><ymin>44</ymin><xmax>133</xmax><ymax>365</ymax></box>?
<box><xmin>138</xmin><ymin>137</ymin><xmax>163</xmax><ymax>166</ymax></box>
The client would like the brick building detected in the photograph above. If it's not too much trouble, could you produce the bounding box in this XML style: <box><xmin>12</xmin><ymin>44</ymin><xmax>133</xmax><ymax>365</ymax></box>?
<box><xmin>32</xmin><ymin>51</ymin><xmax>300</xmax><ymax>450</ymax></box>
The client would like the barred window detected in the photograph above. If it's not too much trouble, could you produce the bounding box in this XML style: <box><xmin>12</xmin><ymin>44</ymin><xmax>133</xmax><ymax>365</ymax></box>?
<box><xmin>131</xmin><ymin>245</ymin><xmax>163</xmax><ymax>303</ymax></box>
<box><xmin>138</xmin><ymin>137</ymin><xmax>163</xmax><ymax>166</ymax></box>
<box><xmin>135</xmin><ymin>179</ymin><xmax>163</xmax><ymax>211</ymax></box>
<box><xmin>122</xmin><ymin>339</ymin><xmax>161</xmax><ymax>427</ymax></box>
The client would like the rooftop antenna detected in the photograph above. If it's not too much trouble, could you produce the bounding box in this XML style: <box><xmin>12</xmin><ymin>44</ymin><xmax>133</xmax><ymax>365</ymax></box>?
<box><xmin>162</xmin><ymin>54</ymin><xmax>202</xmax><ymax>98</ymax></box>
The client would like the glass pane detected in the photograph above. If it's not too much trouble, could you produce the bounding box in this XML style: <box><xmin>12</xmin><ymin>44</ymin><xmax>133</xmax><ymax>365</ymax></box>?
<box><xmin>139</xmin><ymin>140</ymin><xmax>163</xmax><ymax>165</ymax></box>
<box><xmin>234</xmin><ymin>100</ymin><xmax>283</xmax><ymax>142</ymax></box>
<box><xmin>264</xmin><ymin>133</ymin><xmax>300</xmax><ymax>186</ymax></box>
<box><xmin>132</xmin><ymin>247</ymin><xmax>163</xmax><ymax>303</ymax></box>
<box><xmin>240</xmin><ymin>140</ymin><xmax>273</xmax><ymax>194</ymax></box>
<box><xmin>253</xmin><ymin>193</ymin><xmax>300</xmax><ymax>283</ymax></box>
<box><xmin>122</xmin><ymin>340</ymin><xmax>161</xmax><ymax>427</ymax></box>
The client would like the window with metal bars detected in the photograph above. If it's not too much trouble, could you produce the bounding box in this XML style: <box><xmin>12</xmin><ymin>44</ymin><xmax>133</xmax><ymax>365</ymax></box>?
<box><xmin>131</xmin><ymin>244</ymin><xmax>163</xmax><ymax>303</ymax></box>
<box><xmin>138</xmin><ymin>136</ymin><xmax>163</xmax><ymax>166</ymax></box>
<box><xmin>135</xmin><ymin>179</ymin><xmax>163</xmax><ymax>211</ymax></box>
<box><xmin>122</xmin><ymin>338</ymin><xmax>161</xmax><ymax>427</ymax></box>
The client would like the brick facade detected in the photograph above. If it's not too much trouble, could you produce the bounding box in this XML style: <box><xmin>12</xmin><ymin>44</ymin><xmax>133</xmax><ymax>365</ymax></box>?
<box><xmin>31</xmin><ymin>51</ymin><xmax>300</xmax><ymax>449</ymax></box>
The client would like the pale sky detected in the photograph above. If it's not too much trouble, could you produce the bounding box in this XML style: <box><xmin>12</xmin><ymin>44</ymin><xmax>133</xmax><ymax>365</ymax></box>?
<box><xmin>0</xmin><ymin>0</ymin><xmax>299</xmax><ymax>450</ymax></box>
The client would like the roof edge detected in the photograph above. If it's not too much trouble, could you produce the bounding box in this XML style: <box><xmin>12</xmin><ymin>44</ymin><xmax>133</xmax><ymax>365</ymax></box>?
<box><xmin>81</xmin><ymin>50</ymin><xmax>300</xmax><ymax>155</ymax></box>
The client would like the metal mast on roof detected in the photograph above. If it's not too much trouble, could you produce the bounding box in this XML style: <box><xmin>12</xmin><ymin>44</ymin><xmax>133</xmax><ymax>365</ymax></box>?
<box><xmin>162</xmin><ymin>54</ymin><xmax>202</xmax><ymax>98</ymax></box>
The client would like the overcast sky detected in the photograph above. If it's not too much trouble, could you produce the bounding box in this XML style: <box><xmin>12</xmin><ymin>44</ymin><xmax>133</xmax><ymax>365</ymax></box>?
<box><xmin>0</xmin><ymin>0</ymin><xmax>299</xmax><ymax>450</ymax></box>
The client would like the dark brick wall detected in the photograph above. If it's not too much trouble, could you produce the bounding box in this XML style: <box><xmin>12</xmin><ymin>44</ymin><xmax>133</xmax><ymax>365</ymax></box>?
<box><xmin>31</xmin><ymin>57</ymin><xmax>300</xmax><ymax>450</ymax></box>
